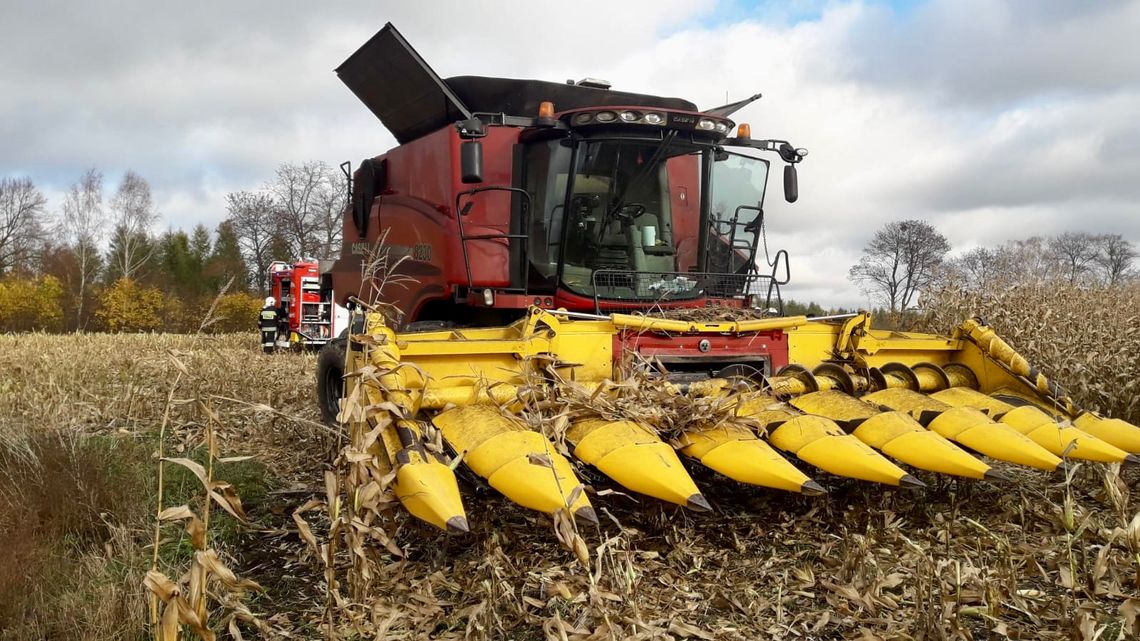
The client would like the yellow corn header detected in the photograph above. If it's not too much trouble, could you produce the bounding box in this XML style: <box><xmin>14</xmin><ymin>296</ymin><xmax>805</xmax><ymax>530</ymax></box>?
<box><xmin>333</xmin><ymin>306</ymin><xmax>1140</xmax><ymax>535</ymax></box>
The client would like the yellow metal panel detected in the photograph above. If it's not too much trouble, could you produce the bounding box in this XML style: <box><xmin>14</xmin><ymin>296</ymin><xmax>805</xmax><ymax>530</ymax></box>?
<box><xmin>868</xmin><ymin>428</ymin><xmax>990</xmax><ymax>479</ymax></box>
<box><xmin>569</xmin><ymin>419</ymin><xmax>707</xmax><ymax>509</ymax></box>
<box><xmin>931</xmin><ymin>387</ymin><xmax>1015</xmax><ymax>416</ymax></box>
<box><xmin>749</xmin><ymin>412</ymin><xmax>914</xmax><ymax>487</ymax></box>
<box><xmin>680</xmin><ymin>424</ymin><xmax>817</xmax><ymax>494</ymax></box>
<box><xmin>394</xmin><ymin>460</ymin><xmax>467</xmax><ymax>533</ymax></box>
<box><xmin>433</xmin><ymin>406</ymin><xmax>593</xmax><ymax>518</ymax></box>
<box><xmin>865</xmin><ymin>388</ymin><xmax>1059</xmax><ymax>470</ymax></box>
<box><xmin>483</xmin><ymin>451</ymin><xmax>592</xmax><ymax>516</ymax></box>
<box><xmin>785</xmin><ymin>322</ymin><xmax>845</xmax><ymax>367</ymax></box>
<box><xmin>935</xmin><ymin>390</ymin><xmax>1130</xmax><ymax>463</ymax></box>
<box><xmin>863</xmin><ymin>388</ymin><xmax>949</xmax><ymax>414</ymax></box>
<box><xmin>790</xmin><ymin>390</ymin><xmax>878</xmax><ymax>423</ymax></box>
<box><xmin>1074</xmin><ymin>414</ymin><xmax>1140</xmax><ymax>454</ymax></box>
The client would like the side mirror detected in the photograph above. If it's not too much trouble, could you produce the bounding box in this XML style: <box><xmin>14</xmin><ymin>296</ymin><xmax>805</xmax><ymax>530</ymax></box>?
<box><xmin>460</xmin><ymin>140</ymin><xmax>484</xmax><ymax>184</ymax></box>
<box><xmin>783</xmin><ymin>164</ymin><xmax>798</xmax><ymax>203</ymax></box>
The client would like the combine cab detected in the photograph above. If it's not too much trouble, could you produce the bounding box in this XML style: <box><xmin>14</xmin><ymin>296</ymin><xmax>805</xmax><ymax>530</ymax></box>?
<box><xmin>317</xmin><ymin>25</ymin><xmax>1140</xmax><ymax>536</ymax></box>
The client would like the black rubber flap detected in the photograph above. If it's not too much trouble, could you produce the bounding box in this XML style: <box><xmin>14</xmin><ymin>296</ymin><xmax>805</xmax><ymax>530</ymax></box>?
<box><xmin>336</xmin><ymin>23</ymin><xmax>472</xmax><ymax>144</ymax></box>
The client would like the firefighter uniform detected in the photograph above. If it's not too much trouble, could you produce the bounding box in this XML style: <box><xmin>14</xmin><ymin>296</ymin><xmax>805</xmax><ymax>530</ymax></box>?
<box><xmin>259</xmin><ymin>298</ymin><xmax>279</xmax><ymax>353</ymax></box>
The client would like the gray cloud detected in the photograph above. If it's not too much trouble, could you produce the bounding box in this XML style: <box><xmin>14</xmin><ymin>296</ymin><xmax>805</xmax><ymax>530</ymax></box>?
<box><xmin>2</xmin><ymin>0</ymin><xmax>1138</xmax><ymax>307</ymax></box>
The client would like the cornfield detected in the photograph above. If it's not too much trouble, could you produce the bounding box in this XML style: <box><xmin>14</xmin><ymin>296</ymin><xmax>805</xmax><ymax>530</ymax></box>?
<box><xmin>2</xmin><ymin>281</ymin><xmax>1140</xmax><ymax>640</ymax></box>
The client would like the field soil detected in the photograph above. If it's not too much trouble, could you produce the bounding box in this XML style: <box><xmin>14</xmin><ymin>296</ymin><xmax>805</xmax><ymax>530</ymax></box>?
<box><xmin>2</xmin><ymin>305</ymin><xmax>1140</xmax><ymax>640</ymax></box>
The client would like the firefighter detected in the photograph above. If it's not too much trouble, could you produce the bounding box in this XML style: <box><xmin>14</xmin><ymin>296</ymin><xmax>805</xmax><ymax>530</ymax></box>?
<box><xmin>259</xmin><ymin>297</ymin><xmax>279</xmax><ymax>353</ymax></box>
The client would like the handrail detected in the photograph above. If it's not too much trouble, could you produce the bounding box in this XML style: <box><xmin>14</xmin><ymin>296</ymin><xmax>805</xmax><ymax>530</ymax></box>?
<box><xmin>454</xmin><ymin>186</ymin><xmax>533</xmax><ymax>293</ymax></box>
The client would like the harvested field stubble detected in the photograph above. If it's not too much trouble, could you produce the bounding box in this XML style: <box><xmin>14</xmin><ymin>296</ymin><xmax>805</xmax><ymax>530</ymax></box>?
<box><xmin>3</xmin><ymin>299</ymin><xmax>1140</xmax><ymax>639</ymax></box>
<box><xmin>0</xmin><ymin>332</ymin><xmax>326</xmax><ymax>640</ymax></box>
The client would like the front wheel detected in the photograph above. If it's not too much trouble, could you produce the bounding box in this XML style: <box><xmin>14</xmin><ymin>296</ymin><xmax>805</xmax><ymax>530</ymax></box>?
<box><xmin>316</xmin><ymin>340</ymin><xmax>346</xmax><ymax>426</ymax></box>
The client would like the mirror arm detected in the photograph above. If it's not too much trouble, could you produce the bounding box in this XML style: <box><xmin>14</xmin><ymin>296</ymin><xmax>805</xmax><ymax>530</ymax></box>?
<box><xmin>722</xmin><ymin>137</ymin><xmax>807</xmax><ymax>164</ymax></box>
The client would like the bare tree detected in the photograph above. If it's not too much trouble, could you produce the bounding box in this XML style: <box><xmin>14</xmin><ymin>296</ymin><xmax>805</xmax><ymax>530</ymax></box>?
<box><xmin>312</xmin><ymin>168</ymin><xmax>347</xmax><ymax>259</ymax></box>
<box><xmin>1094</xmin><ymin>234</ymin><xmax>1136</xmax><ymax>286</ymax></box>
<box><xmin>107</xmin><ymin>170</ymin><xmax>159</xmax><ymax>280</ymax></box>
<box><xmin>1048</xmin><ymin>231</ymin><xmax>1099</xmax><ymax>285</ymax></box>
<box><xmin>226</xmin><ymin>190</ymin><xmax>279</xmax><ymax>293</ymax></box>
<box><xmin>268</xmin><ymin>161</ymin><xmax>332</xmax><ymax>259</ymax></box>
<box><xmin>944</xmin><ymin>246</ymin><xmax>998</xmax><ymax>291</ymax></box>
<box><xmin>0</xmin><ymin>176</ymin><xmax>47</xmax><ymax>274</ymax></box>
<box><xmin>849</xmin><ymin>219</ymin><xmax>950</xmax><ymax>312</ymax></box>
<box><xmin>60</xmin><ymin>168</ymin><xmax>107</xmax><ymax>328</ymax></box>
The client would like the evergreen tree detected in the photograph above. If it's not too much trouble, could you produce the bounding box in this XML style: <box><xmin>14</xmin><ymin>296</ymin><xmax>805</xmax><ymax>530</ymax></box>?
<box><xmin>189</xmin><ymin>223</ymin><xmax>212</xmax><ymax>276</ymax></box>
<box><xmin>206</xmin><ymin>220</ymin><xmax>249</xmax><ymax>292</ymax></box>
<box><xmin>159</xmin><ymin>230</ymin><xmax>200</xmax><ymax>297</ymax></box>
<box><xmin>104</xmin><ymin>225</ymin><xmax>155</xmax><ymax>284</ymax></box>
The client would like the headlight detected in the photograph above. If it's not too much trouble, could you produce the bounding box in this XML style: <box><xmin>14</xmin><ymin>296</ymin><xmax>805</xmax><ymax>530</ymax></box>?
<box><xmin>697</xmin><ymin>119</ymin><xmax>716</xmax><ymax>130</ymax></box>
<box><xmin>619</xmin><ymin>110</ymin><xmax>640</xmax><ymax>122</ymax></box>
<box><xmin>595</xmin><ymin>111</ymin><xmax>617</xmax><ymax>123</ymax></box>
<box><xmin>714</xmin><ymin>122</ymin><xmax>729</xmax><ymax>133</ymax></box>
<box><xmin>573</xmin><ymin>112</ymin><xmax>593</xmax><ymax>125</ymax></box>
<box><xmin>643</xmin><ymin>113</ymin><xmax>663</xmax><ymax>125</ymax></box>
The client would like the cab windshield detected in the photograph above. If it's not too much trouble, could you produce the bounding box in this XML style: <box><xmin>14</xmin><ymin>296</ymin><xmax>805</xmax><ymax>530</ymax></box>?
<box><xmin>524</xmin><ymin>136</ymin><xmax>768</xmax><ymax>300</ymax></box>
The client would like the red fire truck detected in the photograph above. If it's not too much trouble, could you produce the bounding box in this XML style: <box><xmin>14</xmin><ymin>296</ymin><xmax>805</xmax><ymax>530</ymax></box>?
<box><xmin>267</xmin><ymin>260</ymin><xmax>347</xmax><ymax>350</ymax></box>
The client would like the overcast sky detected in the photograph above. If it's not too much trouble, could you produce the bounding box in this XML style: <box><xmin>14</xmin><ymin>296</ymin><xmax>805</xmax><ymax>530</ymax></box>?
<box><xmin>3</xmin><ymin>0</ymin><xmax>1138</xmax><ymax>307</ymax></box>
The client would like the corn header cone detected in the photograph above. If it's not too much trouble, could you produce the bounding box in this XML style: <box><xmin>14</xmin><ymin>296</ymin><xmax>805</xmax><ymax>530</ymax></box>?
<box><xmin>1072</xmin><ymin>414</ymin><xmax>1140</xmax><ymax>454</ymax></box>
<box><xmin>678</xmin><ymin>422</ymin><xmax>824</xmax><ymax>495</ymax></box>
<box><xmin>862</xmin><ymin>388</ymin><xmax>1061</xmax><ymax>471</ymax></box>
<box><xmin>568</xmin><ymin>418</ymin><xmax>709</xmax><ymax>510</ymax></box>
<box><xmin>788</xmin><ymin>390</ymin><xmax>994</xmax><ymax>480</ymax></box>
<box><xmin>433</xmin><ymin>406</ymin><xmax>596</xmax><ymax>524</ymax></box>
<box><xmin>320</xmin><ymin>304</ymin><xmax>1140</xmax><ymax>537</ymax></box>
<box><xmin>931</xmin><ymin>387</ymin><xmax>1134</xmax><ymax>464</ymax></box>
<box><xmin>353</xmin><ymin>316</ymin><xmax>468</xmax><ymax>533</ymax></box>
<box><xmin>392</xmin><ymin>442</ymin><xmax>470</xmax><ymax>534</ymax></box>
<box><xmin>737</xmin><ymin>397</ymin><xmax>921</xmax><ymax>488</ymax></box>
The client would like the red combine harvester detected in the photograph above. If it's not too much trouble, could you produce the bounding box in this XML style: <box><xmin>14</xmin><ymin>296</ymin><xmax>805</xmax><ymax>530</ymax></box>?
<box><xmin>320</xmin><ymin>23</ymin><xmax>801</xmax><ymax>336</ymax></box>
<box><xmin>267</xmin><ymin>260</ymin><xmax>346</xmax><ymax>350</ymax></box>
<box><xmin>307</xmin><ymin>23</ymin><xmax>1140</xmax><ymax>537</ymax></box>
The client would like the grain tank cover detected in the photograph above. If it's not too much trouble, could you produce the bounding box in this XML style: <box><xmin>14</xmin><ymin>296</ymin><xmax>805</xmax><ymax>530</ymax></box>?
<box><xmin>336</xmin><ymin>23</ymin><xmax>473</xmax><ymax>144</ymax></box>
<box><xmin>444</xmin><ymin>76</ymin><xmax>697</xmax><ymax>115</ymax></box>
<box><xmin>338</xmin><ymin>23</ymin><xmax>699</xmax><ymax>144</ymax></box>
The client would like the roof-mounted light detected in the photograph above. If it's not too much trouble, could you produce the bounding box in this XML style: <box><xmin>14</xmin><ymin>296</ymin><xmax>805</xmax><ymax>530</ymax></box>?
<box><xmin>565</xmin><ymin>109</ymin><xmax>700</xmax><ymax>129</ymax></box>
<box><xmin>737</xmin><ymin>123</ymin><xmax>751</xmax><ymax>139</ymax></box>
<box><xmin>538</xmin><ymin>101</ymin><xmax>555</xmax><ymax>119</ymax></box>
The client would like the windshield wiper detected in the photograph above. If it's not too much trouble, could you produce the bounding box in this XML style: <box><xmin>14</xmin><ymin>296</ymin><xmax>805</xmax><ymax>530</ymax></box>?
<box><xmin>604</xmin><ymin>130</ymin><xmax>678</xmax><ymax>222</ymax></box>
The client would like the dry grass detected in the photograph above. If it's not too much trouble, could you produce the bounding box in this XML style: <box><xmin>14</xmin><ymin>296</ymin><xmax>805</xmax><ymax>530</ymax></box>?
<box><xmin>5</xmin><ymin>280</ymin><xmax>1140</xmax><ymax>640</ymax></box>
<box><xmin>0</xmin><ymin>332</ymin><xmax>327</xmax><ymax>640</ymax></box>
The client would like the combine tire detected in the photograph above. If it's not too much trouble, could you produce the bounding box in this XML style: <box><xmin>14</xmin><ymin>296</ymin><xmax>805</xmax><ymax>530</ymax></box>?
<box><xmin>317</xmin><ymin>339</ymin><xmax>346</xmax><ymax>426</ymax></box>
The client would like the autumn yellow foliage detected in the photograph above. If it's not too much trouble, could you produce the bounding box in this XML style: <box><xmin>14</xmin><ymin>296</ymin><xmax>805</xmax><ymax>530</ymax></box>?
<box><xmin>209</xmin><ymin>292</ymin><xmax>264</xmax><ymax>333</ymax></box>
<box><xmin>0</xmin><ymin>275</ymin><xmax>65</xmax><ymax>332</ymax></box>
<box><xmin>96</xmin><ymin>278</ymin><xmax>165</xmax><ymax>332</ymax></box>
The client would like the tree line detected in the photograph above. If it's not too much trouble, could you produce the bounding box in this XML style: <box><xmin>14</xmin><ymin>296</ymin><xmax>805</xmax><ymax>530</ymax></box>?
<box><xmin>0</xmin><ymin>161</ymin><xmax>346</xmax><ymax>332</ymax></box>
<box><xmin>849</xmin><ymin>219</ymin><xmax>1137</xmax><ymax>312</ymax></box>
